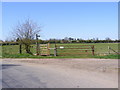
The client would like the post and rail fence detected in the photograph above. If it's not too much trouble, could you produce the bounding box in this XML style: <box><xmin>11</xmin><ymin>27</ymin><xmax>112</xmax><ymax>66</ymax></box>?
<box><xmin>2</xmin><ymin>42</ymin><xmax>120</xmax><ymax>57</ymax></box>
<box><xmin>38</xmin><ymin>44</ymin><xmax>95</xmax><ymax>56</ymax></box>
<box><xmin>54</xmin><ymin>44</ymin><xmax>95</xmax><ymax>56</ymax></box>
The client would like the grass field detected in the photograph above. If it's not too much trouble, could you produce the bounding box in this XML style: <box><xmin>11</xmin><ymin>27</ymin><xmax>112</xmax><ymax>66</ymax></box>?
<box><xmin>1</xmin><ymin>43</ymin><xmax>119</xmax><ymax>59</ymax></box>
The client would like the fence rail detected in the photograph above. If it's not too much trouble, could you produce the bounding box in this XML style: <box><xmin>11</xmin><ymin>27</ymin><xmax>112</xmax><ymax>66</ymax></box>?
<box><xmin>2</xmin><ymin>43</ymin><xmax>119</xmax><ymax>57</ymax></box>
<box><xmin>55</xmin><ymin>44</ymin><xmax>95</xmax><ymax>56</ymax></box>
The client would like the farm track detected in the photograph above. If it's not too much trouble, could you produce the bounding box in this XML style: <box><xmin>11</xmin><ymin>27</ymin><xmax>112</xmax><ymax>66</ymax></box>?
<box><xmin>1</xmin><ymin>58</ymin><xmax>118</xmax><ymax>88</ymax></box>
<box><xmin>3</xmin><ymin>58</ymin><xmax>118</xmax><ymax>73</ymax></box>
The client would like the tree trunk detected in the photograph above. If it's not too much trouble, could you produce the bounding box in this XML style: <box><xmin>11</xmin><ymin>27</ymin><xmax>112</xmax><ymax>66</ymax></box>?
<box><xmin>25</xmin><ymin>45</ymin><xmax>32</xmax><ymax>54</ymax></box>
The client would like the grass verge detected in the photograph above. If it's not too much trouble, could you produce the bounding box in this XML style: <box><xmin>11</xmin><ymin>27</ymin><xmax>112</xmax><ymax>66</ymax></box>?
<box><xmin>94</xmin><ymin>54</ymin><xmax>120</xmax><ymax>59</ymax></box>
<box><xmin>2</xmin><ymin>53</ymin><xmax>120</xmax><ymax>59</ymax></box>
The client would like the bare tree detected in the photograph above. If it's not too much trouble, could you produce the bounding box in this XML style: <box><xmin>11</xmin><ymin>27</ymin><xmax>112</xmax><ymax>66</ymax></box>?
<box><xmin>13</xmin><ymin>19</ymin><xmax>41</xmax><ymax>54</ymax></box>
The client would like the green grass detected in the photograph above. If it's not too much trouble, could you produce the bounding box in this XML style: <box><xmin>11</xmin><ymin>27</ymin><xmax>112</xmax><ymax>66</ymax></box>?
<box><xmin>56</xmin><ymin>43</ymin><xmax>118</xmax><ymax>54</ymax></box>
<box><xmin>94</xmin><ymin>54</ymin><xmax>120</xmax><ymax>59</ymax></box>
<box><xmin>2</xmin><ymin>53</ymin><xmax>120</xmax><ymax>59</ymax></box>
<box><xmin>2</xmin><ymin>53</ymin><xmax>95</xmax><ymax>59</ymax></box>
<box><xmin>2</xmin><ymin>43</ymin><xmax>119</xmax><ymax>59</ymax></box>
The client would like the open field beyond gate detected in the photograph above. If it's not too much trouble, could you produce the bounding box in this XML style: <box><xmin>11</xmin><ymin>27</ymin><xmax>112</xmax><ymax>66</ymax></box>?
<box><xmin>2</xmin><ymin>43</ymin><xmax>119</xmax><ymax>58</ymax></box>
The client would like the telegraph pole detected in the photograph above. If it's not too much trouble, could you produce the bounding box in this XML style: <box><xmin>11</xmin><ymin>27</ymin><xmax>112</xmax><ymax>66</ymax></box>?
<box><xmin>36</xmin><ymin>34</ymin><xmax>40</xmax><ymax>55</ymax></box>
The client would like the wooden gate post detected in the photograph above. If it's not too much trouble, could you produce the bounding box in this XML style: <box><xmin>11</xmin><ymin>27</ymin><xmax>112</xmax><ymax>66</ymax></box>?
<box><xmin>108</xmin><ymin>46</ymin><xmax>110</xmax><ymax>54</ymax></box>
<box><xmin>54</xmin><ymin>44</ymin><xmax>57</xmax><ymax>56</ymax></box>
<box><xmin>92</xmin><ymin>45</ymin><xmax>94</xmax><ymax>55</ymax></box>
<box><xmin>47</xmin><ymin>43</ymin><xmax>50</xmax><ymax>55</ymax></box>
<box><xmin>36</xmin><ymin>34</ymin><xmax>40</xmax><ymax>55</ymax></box>
<box><xmin>19</xmin><ymin>44</ymin><xmax>22</xmax><ymax>54</ymax></box>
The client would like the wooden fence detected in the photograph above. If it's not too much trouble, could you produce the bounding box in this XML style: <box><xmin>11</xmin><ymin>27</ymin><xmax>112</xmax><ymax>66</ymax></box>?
<box><xmin>39</xmin><ymin>43</ymin><xmax>50</xmax><ymax>56</ymax></box>
<box><xmin>54</xmin><ymin>44</ymin><xmax>95</xmax><ymax>56</ymax></box>
<box><xmin>38</xmin><ymin>44</ymin><xmax>95</xmax><ymax>56</ymax></box>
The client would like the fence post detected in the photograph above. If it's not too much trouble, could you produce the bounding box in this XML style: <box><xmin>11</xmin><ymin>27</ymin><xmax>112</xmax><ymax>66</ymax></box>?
<box><xmin>92</xmin><ymin>45</ymin><xmax>94</xmax><ymax>55</ymax></box>
<box><xmin>48</xmin><ymin>43</ymin><xmax>50</xmax><ymax>55</ymax></box>
<box><xmin>19</xmin><ymin>44</ymin><xmax>22</xmax><ymax>54</ymax></box>
<box><xmin>54</xmin><ymin>44</ymin><xmax>57</xmax><ymax>56</ymax></box>
<box><xmin>36</xmin><ymin>34</ymin><xmax>40</xmax><ymax>55</ymax></box>
<box><xmin>108</xmin><ymin>46</ymin><xmax>110</xmax><ymax>54</ymax></box>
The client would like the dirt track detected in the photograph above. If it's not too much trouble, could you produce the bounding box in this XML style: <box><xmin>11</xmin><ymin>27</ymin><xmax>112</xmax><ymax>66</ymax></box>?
<box><xmin>2</xmin><ymin>58</ymin><xmax>118</xmax><ymax>88</ymax></box>
<box><xmin>3</xmin><ymin>58</ymin><xmax>118</xmax><ymax>73</ymax></box>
